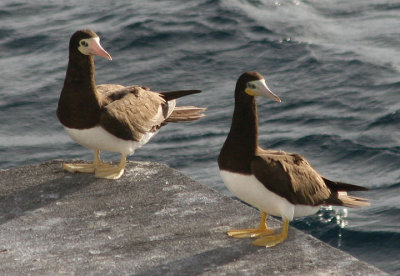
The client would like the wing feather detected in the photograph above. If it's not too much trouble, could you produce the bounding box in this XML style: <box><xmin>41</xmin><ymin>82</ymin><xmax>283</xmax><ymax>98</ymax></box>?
<box><xmin>98</xmin><ymin>86</ymin><xmax>168</xmax><ymax>141</ymax></box>
<box><xmin>251</xmin><ymin>150</ymin><xmax>331</xmax><ymax>206</ymax></box>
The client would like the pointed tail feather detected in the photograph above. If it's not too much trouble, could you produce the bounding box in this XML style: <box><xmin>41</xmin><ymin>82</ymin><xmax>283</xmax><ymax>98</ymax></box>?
<box><xmin>323</xmin><ymin>177</ymin><xmax>369</xmax><ymax>192</ymax></box>
<box><xmin>338</xmin><ymin>192</ymin><xmax>370</xmax><ymax>207</ymax></box>
<box><xmin>165</xmin><ymin>106</ymin><xmax>206</xmax><ymax>122</ymax></box>
<box><xmin>160</xmin><ymin>90</ymin><xmax>202</xmax><ymax>101</ymax></box>
<box><xmin>323</xmin><ymin>178</ymin><xmax>370</xmax><ymax>208</ymax></box>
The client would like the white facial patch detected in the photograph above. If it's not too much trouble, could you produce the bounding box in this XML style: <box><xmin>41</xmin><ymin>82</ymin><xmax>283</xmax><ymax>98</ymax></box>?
<box><xmin>78</xmin><ymin>37</ymin><xmax>100</xmax><ymax>56</ymax></box>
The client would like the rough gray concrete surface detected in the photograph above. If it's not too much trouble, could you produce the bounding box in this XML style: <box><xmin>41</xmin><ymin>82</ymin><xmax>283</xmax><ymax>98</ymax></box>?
<box><xmin>0</xmin><ymin>161</ymin><xmax>386</xmax><ymax>275</ymax></box>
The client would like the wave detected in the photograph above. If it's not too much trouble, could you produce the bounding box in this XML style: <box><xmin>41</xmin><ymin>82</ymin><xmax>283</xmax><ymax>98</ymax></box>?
<box><xmin>293</xmin><ymin>208</ymin><xmax>400</xmax><ymax>274</ymax></box>
<box><xmin>368</xmin><ymin>110</ymin><xmax>400</xmax><ymax>129</ymax></box>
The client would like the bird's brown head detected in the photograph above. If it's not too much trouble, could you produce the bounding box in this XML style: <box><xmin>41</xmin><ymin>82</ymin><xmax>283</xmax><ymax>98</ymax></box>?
<box><xmin>69</xmin><ymin>29</ymin><xmax>112</xmax><ymax>60</ymax></box>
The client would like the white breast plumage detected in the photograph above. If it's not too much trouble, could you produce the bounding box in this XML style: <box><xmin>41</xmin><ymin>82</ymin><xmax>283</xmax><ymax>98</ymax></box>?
<box><xmin>219</xmin><ymin>170</ymin><xmax>320</xmax><ymax>221</ymax></box>
<box><xmin>65</xmin><ymin>126</ymin><xmax>156</xmax><ymax>156</ymax></box>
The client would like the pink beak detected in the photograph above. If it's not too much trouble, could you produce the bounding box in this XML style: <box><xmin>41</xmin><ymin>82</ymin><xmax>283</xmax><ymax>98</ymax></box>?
<box><xmin>89</xmin><ymin>38</ymin><xmax>112</xmax><ymax>60</ymax></box>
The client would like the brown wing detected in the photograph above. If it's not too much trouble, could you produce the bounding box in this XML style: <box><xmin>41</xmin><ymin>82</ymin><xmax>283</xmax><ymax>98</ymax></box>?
<box><xmin>96</xmin><ymin>84</ymin><xmax>151</xmax><ymax>105</ymax></box>
<box><xmin>97</xmin><ymin>84</ymin><xmax>126</xmax><ymax>97</ymax></box>
<box><xmin>251</xmin><ymin>149</ymin><xmax>331</xmax><ymax>206</ymax></box>
<box><xmin>98</xmin><ymin>86</ymin><xmax>170</xmax><ymax>141</ymax></box>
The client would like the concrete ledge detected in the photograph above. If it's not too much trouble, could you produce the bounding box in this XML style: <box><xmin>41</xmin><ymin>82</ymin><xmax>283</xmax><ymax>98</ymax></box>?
<box><xmin>0</xmin><ymin>161</ymin><xmax>386</xmax><ymax>275</ymax></box>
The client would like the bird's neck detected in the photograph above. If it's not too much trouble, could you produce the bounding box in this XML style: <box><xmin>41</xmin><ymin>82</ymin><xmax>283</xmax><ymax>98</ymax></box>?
<box><xmin>229</xmin><ymin>96</ymin><xmax>259</xmax><ymax>152</ymax></box>
<box><xmin>219</xmin><ymin>92</ymin><xmax>258</xmax><ymax>174</ymax></box>
<box><xmin>57</xmin><ymin>54</ymin><xmax>102</xmax><ymax>129</ymax></box>
<box><xmin>64</xmin><ymin>54</ymin><xmax>97</xmax><ymax>90</ymax></box>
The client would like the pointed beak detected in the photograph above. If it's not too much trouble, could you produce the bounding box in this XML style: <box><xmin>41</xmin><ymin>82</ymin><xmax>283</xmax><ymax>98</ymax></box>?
<box><xmin>257</xmin><ymin>80</ymin><xmax>281</xmax><ymax>102</ymax></box>
<box><xmin>89</xmin><ymin>38</ymin><xmax>112</xmax><ymax>60</ymax></box>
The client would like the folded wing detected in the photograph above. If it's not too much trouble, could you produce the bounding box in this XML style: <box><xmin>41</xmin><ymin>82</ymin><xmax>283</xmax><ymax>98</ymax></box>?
<box><xmin>99</xmin><ymin>85</ymin><xmax>169</xmax><ymax>141</ymax></box>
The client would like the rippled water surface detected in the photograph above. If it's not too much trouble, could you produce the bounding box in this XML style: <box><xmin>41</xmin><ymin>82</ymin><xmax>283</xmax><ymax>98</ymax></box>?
<box><xmin>1</xmin><ymin>0</ymin><xmax>399</xmax><ymax>274</ymax></box>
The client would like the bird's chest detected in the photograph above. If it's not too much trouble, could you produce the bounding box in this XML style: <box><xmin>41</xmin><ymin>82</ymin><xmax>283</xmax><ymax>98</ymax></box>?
<box><xmin>57</xmin><ymin>87</ymin><xmax>101</xmax><ymax>129</ymax></box>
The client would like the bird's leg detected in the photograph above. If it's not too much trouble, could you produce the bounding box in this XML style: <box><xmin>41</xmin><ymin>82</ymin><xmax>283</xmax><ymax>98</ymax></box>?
<box><xmin>93</xmin><ymin>150</ymin><xmax>115</xmax><ymax>169</ymax></box>
<box><xmin>95</xmin><ymin>154</ymin><xmax>126</xmax><ymax>179</ymax></box>
<box><xmin>63</xmin><ymin>149</ymin><xmax>103</xmax><ymax>173</ymax></box>
<box><xmin>227</xmin><ymin>211</ymin><xmax>274</xmax><ymax>239</ymax></box>
<box><xmin>252</xmin><ymin>219</ymin><xmax>289</xmax><ymax>247</ymax></box>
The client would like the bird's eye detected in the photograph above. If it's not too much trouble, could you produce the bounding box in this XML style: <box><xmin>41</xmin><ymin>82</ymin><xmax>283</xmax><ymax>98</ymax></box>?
<box><xmin>80</xmin><ymin>40</ymin><xmax>89</xmax><ymax>47</ymax></box>
<box><xmin>247</xmin><ymin>83</ymin><xmax>256</xmax><ymax>89</ymax></box>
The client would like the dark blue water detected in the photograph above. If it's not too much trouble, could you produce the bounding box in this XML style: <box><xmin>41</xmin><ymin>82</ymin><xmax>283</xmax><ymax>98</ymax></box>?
<box><xmin>1</xmin><ymin>0</ymin><xmax>399</xmax><ymax>274</ymax></box>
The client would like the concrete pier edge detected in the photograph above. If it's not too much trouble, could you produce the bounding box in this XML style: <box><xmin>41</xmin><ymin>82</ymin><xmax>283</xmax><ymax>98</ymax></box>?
<box><xmin>0</xmin><ymin>161</ymin><xmax>387</xmax><ymax>275</ymax></box>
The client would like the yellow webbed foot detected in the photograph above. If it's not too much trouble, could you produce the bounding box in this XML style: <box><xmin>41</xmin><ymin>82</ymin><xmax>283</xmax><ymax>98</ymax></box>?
<box><xmin>62</xmin><ymin>149</ymin><xmax>114</xmax><ymax>174</ymax></box>
<box><xmin>94</xmin><ymin>154</ymin><xmax>126</xmax><ymax>180</ymax></box>
<box><xmin>252</xmin><ymin>219</ymin><xmax>289</xmax><ymax>247</ymax></box>
<box><xmin>227</xmin><ymin>227</ymin><xmax>274</xmax><ymax>239</ymax></box>
<box><xmin>62</xmin><ymin>161</ymin><xmax>115</xmax><ymax>174</ymax></box>
<box><xmin>227</xmin><ymin>211</ymin><xmax>274</xmax><ymax>239</ymax></box>
<box><xmin>96</xmin><ymin>162</ymin><xmax>116</xmax><ymax>170</ymax></box>
<box><xmin>95</xmin><ymin>166</ymin><xmax>125</xmax><ymax>179</ymax></box>
<box><xmin>63</xmin><ymin>162</ymin><xmax>96</xmax><ymax>173</ymax></box>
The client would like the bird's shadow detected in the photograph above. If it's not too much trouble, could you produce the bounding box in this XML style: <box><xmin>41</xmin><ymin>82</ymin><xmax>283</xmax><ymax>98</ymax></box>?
<box><xmin>0</xmin><ymin>169</ymin><xmax>97</xmax><ymax>225</ymax></box>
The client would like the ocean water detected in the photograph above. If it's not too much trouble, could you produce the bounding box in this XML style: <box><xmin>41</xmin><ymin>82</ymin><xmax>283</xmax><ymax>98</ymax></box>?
<box><xmin>1</xmin><ymin>0</ymin><xmax>399</xmax><ymax>274</ymax></box>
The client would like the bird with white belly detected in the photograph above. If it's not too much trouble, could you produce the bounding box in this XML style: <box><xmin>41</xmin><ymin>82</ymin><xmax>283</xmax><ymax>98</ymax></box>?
<box><xmin>57</xmin><ymin>30</ymin><xmax>205</xmax><ymax>179</ymax></box>
<box><xmin>218</xmin><ymin>71</ymin><xmax>369</xmax><ymax>247</ymax></box>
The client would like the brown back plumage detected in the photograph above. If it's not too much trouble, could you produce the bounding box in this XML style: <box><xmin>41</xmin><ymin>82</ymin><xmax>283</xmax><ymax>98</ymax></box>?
<box><xmin>96</xmin><ymin>84</ymin><xmax>205</xmax><ymax>141</ymax></box>
<box><xmin>98</xmin><ymin>85</ymin><xmax>167</xmax><ymax>141</ymax></box>
<box><xmin>252</xmin><ymin>148</ymin><xmax>369</xmax><ymax>207</ymax></box>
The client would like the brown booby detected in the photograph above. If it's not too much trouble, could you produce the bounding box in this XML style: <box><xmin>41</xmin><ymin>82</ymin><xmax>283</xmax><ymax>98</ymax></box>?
<box><xmin>57</xmin><ymin>29</ymin><xmax>205</xmax><ymax>179</ymax></box>
<box><xmin>218</xmin><ymin>71</ymin><xmax>369</xmax><ymax>247</ymax></box>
